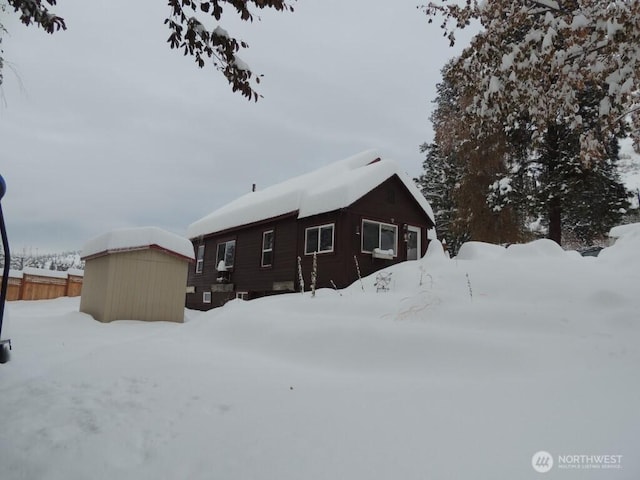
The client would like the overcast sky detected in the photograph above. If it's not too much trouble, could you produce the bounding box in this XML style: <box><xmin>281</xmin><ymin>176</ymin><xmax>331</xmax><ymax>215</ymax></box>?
<box><xmin>0</xmin><ymin>0</ymin><xmax>473</xmax><ymax>254</ymax></box>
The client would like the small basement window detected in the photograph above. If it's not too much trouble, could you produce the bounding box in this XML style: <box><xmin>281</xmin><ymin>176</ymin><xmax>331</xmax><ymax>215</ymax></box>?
<box><xmin>362</xmin><ymin>220</ymin><xmax>397</xmax><ymax>256</ymax></box>
<box><xmin>236</xmin><ymin>292</ymin><xmax>249</xmax><ymax>301</ymax></box>
<box><xmin>203</xmin><ymin>291</ymin><xmax>211</xmax><ymax>304</ymax></box>
<box><xmin>305</xmin><ymin>224</ymin><xmax>334</xmax><ymax>255</ymax></box>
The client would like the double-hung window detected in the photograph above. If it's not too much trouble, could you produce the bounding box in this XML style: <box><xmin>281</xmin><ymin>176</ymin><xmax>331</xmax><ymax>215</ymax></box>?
<box><xmin>262</xmin><ymin>230</ymin><xmax>274</xmax><ymax>267</ymax></box>
<box><xmin>305</xmin><ymin>224</ymin><xmax>334</xmax><ymax>255</ymax></box>
<box><xmin>362</xmin><ymin>220</ymin><xmax>398</xmax><ymax>256</ymax></box>
<box><xmin>195</xmin><ymin>245</ymin><xmax>205</xmax><ymax>273</ymax></box>
<box><xmin>216</xmin><ymin>240</ymin><xmax>236</xmax><ymax>270</ymax></box>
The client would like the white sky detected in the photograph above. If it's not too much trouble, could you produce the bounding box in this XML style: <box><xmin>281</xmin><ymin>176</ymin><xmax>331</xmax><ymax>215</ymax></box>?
<box><xmin>0</xmin><ymin>0</ymin><xmax>472</xmax><ymax>253</ymax></box>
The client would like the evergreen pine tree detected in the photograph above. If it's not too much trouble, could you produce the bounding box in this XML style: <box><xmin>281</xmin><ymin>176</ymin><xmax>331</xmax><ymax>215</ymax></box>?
<box><xmin>486</xmin><ymin>88</ymin><xmax>631</xmax><ymax>245</ymax></box>
<box><xmin>416</xmin><ymin>142</ymin><xmax>467</xmax><ymax>254</ymax></box>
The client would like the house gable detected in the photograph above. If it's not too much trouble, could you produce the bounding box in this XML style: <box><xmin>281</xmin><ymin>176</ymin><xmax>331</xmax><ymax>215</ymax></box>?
<box><xmin>295</xmin><ymin>175</ymin><xmax>434</xmax><ymax>289</ymax></box>
<box><xmin>348</xmin><ymin>174</ymin><xmax>435</xmax><ymax>230</ymax></box>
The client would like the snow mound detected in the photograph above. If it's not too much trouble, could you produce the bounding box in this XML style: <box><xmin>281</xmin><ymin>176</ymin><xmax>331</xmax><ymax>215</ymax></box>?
<box><xmin>456</xmin><ymin>241</ymin><xmax>506</xmax><ymax>260</ymax></box>
<box><xmin>608</xmin><ymin>222</ymin><xmax>640</xmax><ymax>240</ymax></box>
<box><xmin>422</xmin><ymin>238</ymin><xmax>448</xmax><ymax>261</ymax></box>
<box><xmin>503</xmin><ymin>238</ymin><xmax>568</xmax><ymax>259</ymax></box>
<box><xmin>599</xmin><ymin>222</ymin><xmax>640</xmax><ymax>267</ymax></box>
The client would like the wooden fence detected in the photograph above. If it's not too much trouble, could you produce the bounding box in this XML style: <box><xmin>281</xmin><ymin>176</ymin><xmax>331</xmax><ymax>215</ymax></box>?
<box><xmin>3</xmin><ymin>268</ymin><xmax>84</xmax><ymax>301</ymax></box>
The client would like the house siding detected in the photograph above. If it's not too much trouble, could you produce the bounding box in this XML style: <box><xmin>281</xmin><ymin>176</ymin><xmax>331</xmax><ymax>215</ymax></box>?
<box><xmin>296</xmin><ymin>210</ymin><xmax>350</xmax><ymax>290</ymax></box>
<box><xmin>186</xmin><ymin>215</ymin><xmax>299</xmax><ymax>310</ymax></box>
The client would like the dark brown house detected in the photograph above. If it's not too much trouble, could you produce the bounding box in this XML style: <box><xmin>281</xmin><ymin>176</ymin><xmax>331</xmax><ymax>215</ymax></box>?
<box><xmin>186</xmin><ymin>150</ymin><xmax>435</xmax><ymax>310</ymax></box>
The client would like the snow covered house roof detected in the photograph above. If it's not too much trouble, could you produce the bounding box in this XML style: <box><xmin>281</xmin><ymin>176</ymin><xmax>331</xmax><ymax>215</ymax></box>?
<box><xmin>187</xmin><ymin>150</ymin><xmax>435</xmax><ymax>238</ymax></box>
<box><xmin>81</xmin><ymin>227</ymin><xmax>195</xmax><ymax>261</ymax></box>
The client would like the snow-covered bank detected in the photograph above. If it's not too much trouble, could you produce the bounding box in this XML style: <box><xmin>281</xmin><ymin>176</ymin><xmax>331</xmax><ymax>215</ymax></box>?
<box><xmin>1</xmin><ymin>237</ymin><xmax>638</xmax><ymax>479</ymax></box>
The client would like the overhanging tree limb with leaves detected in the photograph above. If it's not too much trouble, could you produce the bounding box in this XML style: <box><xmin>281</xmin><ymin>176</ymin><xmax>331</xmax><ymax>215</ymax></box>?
<box><xmin>1</xmin><ymin>0</ymin><xmax>295</xmax><ymax>100</ymax></box>
<box><xmin>422</xmin><ymin>0</ymin><xmax>640</xmax><ymax>160</ymax></box>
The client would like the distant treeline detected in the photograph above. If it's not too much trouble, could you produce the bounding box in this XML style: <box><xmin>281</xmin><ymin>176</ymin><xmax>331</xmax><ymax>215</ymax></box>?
<box><xmin>0</xmin><ymin>251</ymin><xmax>84</xmax><ymax>272</ymax></box>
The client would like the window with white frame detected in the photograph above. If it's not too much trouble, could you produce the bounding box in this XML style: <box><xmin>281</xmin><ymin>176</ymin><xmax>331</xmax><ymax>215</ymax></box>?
<box><xmin>236</xmin><ymin>292</ymin><xmax>249</xmax><ymax>301</ymax></box>
<box><xmin>216</xmin><ymin>240</ymin><xmax>236</xmax><ymax>270</ymax></box>
<box><xmin>305</xmin><ymin>224</ymin><xmax>334</xmax><ymax>255</ymax></box>
<box><xmin>261</xmin><ymin>230</ymin><xmax>274</xmax><ymax>267</ymax></box>
<box><xmin>362</xmin><ymin>220</ymin><xmax>398</xmax><ymax>255</ymax></box>
<box><xmin>203</xmin><ymin>291</ymin><xmax>211</xmax><ymax>304</ymax></box>
<box><xmin>195</xmin><ymin>244</ymin><xmax>205</xmax><ymax>273</ymax></box>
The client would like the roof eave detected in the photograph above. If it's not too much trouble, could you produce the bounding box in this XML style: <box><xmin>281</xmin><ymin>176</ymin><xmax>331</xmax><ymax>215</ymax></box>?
<box><xmin>189</xmin><ymin>210</ymin><xmax>299</xmax><ymax>241</ymax></box>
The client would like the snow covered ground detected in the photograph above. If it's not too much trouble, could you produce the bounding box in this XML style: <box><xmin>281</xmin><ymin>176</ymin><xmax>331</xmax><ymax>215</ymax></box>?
<box><xmin>1</xmin><ymin>234</ymin><xmax>639</xmax><ymax>480</ymax></box>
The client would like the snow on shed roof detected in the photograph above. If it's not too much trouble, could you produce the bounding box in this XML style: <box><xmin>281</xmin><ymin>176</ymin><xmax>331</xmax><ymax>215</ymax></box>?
<box><xmin>187</xmin><ymin>150</ymin><xmax>435</xmax><ymax>238</ymax></box>
<box><xmin>82</xmin><ymin>227</ymin><xmax>195</xmax><ymax>260</ymax></box>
